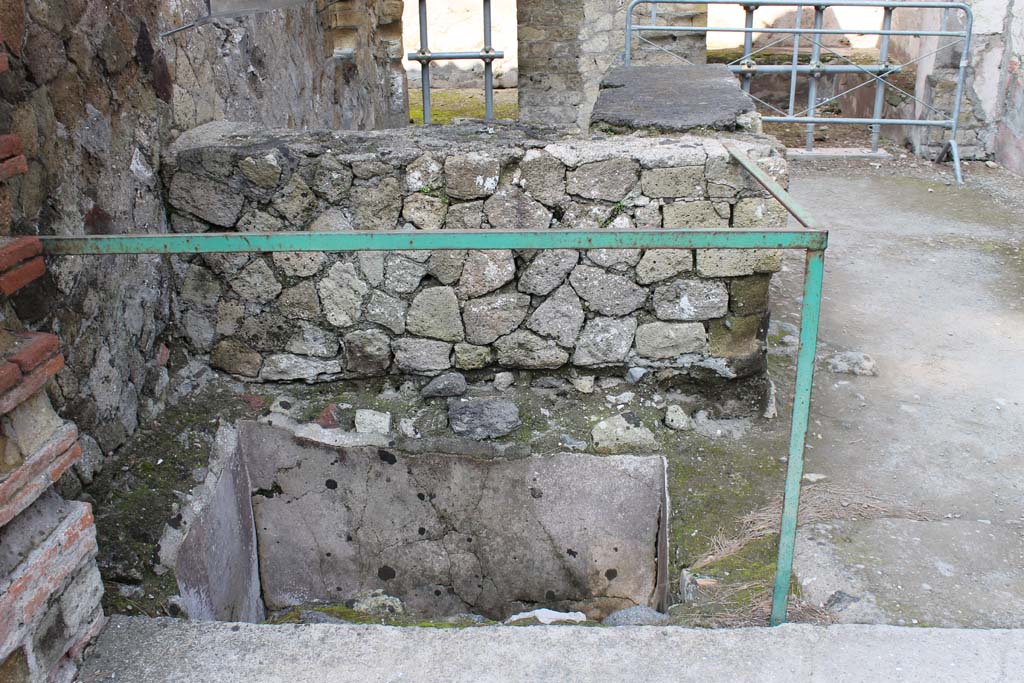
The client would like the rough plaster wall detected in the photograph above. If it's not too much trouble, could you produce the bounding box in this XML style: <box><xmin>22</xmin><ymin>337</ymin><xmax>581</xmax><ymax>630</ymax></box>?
<box><xmin>0</xmin><ymin>0</ymin><xmax>407</xmax><ymax>455</ymax></box>
<box><xmin>995</xmin><ymin>0</ymin><xmax>1024</xmax><ymax>172</ymax></box>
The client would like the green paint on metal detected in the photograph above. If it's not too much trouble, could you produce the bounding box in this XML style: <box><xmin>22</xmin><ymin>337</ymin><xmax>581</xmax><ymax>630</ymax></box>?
<box><xmin>724</xmin><ymin>143</ymin><xmax>819</xmax><ymax>229</ymax></box>
<box><xmin>39</xmin><ymin>229</ymin><xmax>827</xmax><ymax>255</ymax></box>
<box><xmin>770</xmin><ymin>249</ymin><xmax>825</xmax><ymax>626</ymax></box>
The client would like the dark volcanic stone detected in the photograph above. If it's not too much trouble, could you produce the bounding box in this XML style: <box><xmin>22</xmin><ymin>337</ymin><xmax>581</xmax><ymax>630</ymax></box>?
<box><xmin>447</xmin><ymin>397</ymin><xmax>521</xmax><ymax>440</ymax></box>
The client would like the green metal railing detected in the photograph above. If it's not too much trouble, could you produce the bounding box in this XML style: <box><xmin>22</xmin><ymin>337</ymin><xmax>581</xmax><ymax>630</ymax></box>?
<box><xmin>38</xmin><ymin>147</ymin><xmax>826</xmax><ymax>626</ymax></box>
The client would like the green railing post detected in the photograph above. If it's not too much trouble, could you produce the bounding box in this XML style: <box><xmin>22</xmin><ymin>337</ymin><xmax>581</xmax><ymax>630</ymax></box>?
<box><xmin>769</xmin><ymin>248</ymin><xmax>825</xmax><ymax>625</ymax></box>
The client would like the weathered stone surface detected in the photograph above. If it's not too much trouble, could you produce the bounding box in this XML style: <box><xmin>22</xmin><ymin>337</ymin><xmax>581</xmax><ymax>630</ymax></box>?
<box><xmin>272</xmin><ymin>175</ymin><xmax>318</xmax><ymax>226</ymax></box>
<box><xmin>358</xmin><ymin>252</ymin><xmax>385</xmax><ymax>286</ymax></box>
<box><xmin>392</xmin><ymin>338</ymin><xmax>452</xmax><ymax>373</ymax></box>
<box><xmin>260</xmin><ymin>354</ymin><xmax>341</xmax><ymax>381</ymax></box>
<box><xmin>732</xmin><ymin>197</ymin><xmax>789</xmax><ymax>228</ymax></box>
<box><xmin>241</xmin><ymin>422</ymin><xmax>667</xmax><ymax>618</ymax></box>
<box><xmin>664</xmin><ymin>405</ymin><xmax>695</xmax><ymax>431</ymax></box>
<box><xmin>405</xmin><ymin>153</ymin><xmax>444</xmax><ymax>192</ymax></box>
<box><xmin>351</xmin><ymin>177</ymin><xmax>402</xmax><ymax>230</ymax></box>
<box><xmin>402</xmin><ymin>193</ymin><xmax>447</xmax><ymax>230</ymax></box>
<box><xmin>445</xmin><ymin>153</ymin><xmax>500</xmax><ymax>199</ymax></box>
<box><xmin>454</xmin><ymin>343</ymin><xmax>492</xmax><ymax>370</ymax></box>
<box><xmin>428</xmin><ymin>250</ymin><xmax>467</xmax><ymax>285</ymax></box>
<box><xmin>421</xmin><ymin>372</ymin><xmax>468</xmax><ymax>398</ymax></box>
<box><xmin>457</xmin><ymin>250</ymin><xmax>515</xmax><ymax>299</ymax></box>
<box><xmin>318</xmin><ymin>263</ymin><xmax>369</xmax><ymax>327</ymax></box>
<box><xmin>569</xmin><ymin>265</ymin><xmax>647</xmax><ymax>316</ymax></box>
<box><xmin>406</xmin><ymin>287</ymin><xmax>465</xmax><ymax>342</ymax></box>
<box><xmin>278</xmin><ymin>281</ymin><xmax>322</xmax><ymax>321</ymax></box>
<box><xmin>592</xmin><ymin>65</ymin><xmax>756</xmax><ymax>133</ymax></box>
<box><xmin>312</xmin><ymin>156</ymin><xmax>354</xmax><ymax>203</ymax></box>
<box><xmin>640</xmin><ymin>167</ymin><xmax>706</xmax><ymax>199</ymax></box>
<box><xmin>384</xmin><ymin>255</ymin><xmax>428</xmax><ymax>294</ymax></box>
<box><xmin>447</xmin><ymin>397</ymin><xmax>521</xmax><ymax>439</ymax></box>
<box><xmin>239</xmin><ymin>152</ymin><xmax>283</xmax><ymax>189</ymax></box>
<box><xmin>695</xmin><ymin>249</ymin><xmax>783</xmax><ymax>277</ymax></box>
<box><xmin>494</xmin><ymin>331</ymin><xmax>570</xmax><ymax>369</ymax></box>
<box><xmin>573</xmin><ymin>317</ymin><xmax>638</xmax><ymax>366</ymax></box>
<box><xmin>169</xmin><ymin>173</ymin><xmax>243</xmax><ymax>227</ymax></box>
<box><xmin>709</xmin><ymin>315</ymin><xmax>764</xmax><ymax>358</ymax></box>
<box><xmin>272</xmin><ymin>251</ymin><xmax>325</xmax><ymax>278</ymax></box>
<box><xmin>591</xmin><ymin>413</ymin><xmax>660</xmax><ymax>453</ymax></box>
<box><xmin>444</xmin><ymin>202</ymin><xmax>483</xmax><ymax>231</ymax></box>
<box><xmin>526</xmin><ymin>284</ymin><xmax>584</xmax><ymax>347</ymax></box>
<box><xmin>309</xmin><ymin>208</ymin><xmax>353</xmax><ymax>232</ymax></box>
<box><xmin>230</xmin><ymin>259</ymin><xmax>281</xmax><ymax>304</ymax></box>
<box><xmin>634</xmin><ymin>322</ymin><xmax>707</xmax><ymax>359</ymax></box>
<box><xmin>653</xmin><ymin>278</ymin><xmax>729</xmax><ymax>321</ymax></box>
<box><xmin>286</xmin><ymin>323</ymin><xmax>340</xmax><ymax>358</ymax></box>
<box><xmin>181</xmin><ymin>264</ymin><xmax>222</xmax><ymax>308</ymax></box>
<box><xmin>635</xmin><ymin>250</ymin><xmax>693</xmax><ymax>284</ymax></box>
<box><xmin>635</xmin><ymin>204</ymin><xmax>662</xmax><ymax>230</ymax></box>
<box><xmin>566</xmin><ymin>158</ymin><xmax>639</xmax><ymax>201</ymax></box>
<box><xmin>462</xmin><ymin>293</ymin><xmax>531</xmax><ymax>345</ymax></box>
<box><xmin>519</xmin><ymin>249</ymin><xmax>578</xmax><ymax>295</ymax></box>
<box><xmin>729</xmin><ymin>275</ymin><xmax>771</xmax><ymax>315</ymax></box>
<box><xmin>344</xmin><ymin>330</ymin><xmax>392</xmax><ymax>375</ymax></box>
<box><xmin>365</xmin><ymin>290</ymin><xmax>407</xmax><ymax>334</ymax></box>
<box><xmin>238</xmin><ymin>208</ymin><xmax>285</xmax><ymax>232</ymax></box>
<box><xmin>662</xmin><ymin>201</ymin><xmax>729</xmax><ymax>228</ymax></box>
<box><xmin>587</xmin><ymin>249</ymin><xmax>641</xmax><ymax>271</ymax></box>
<box><xmin>559</xmin><ymin>201</ymin><xmax>614</xmax><ymax>231</ymax></box>
<box><xmin>519</xmin><ymin>150</ymin><xmax>567</xmax><ymax>206</ymax></box>
<box><xmin>602</xmin><ymin>606</ymin><xmax>670</xmax><ymax>626</ymax></box>
<box><xmin>484</xmin><ymin>186</ymin><xmax>552</xmax><ymax>230</ymax></box>
<box><xmin>355</xmin><ymin>409</ymin><xmax>392</xmax><ymax>434</ymax></box>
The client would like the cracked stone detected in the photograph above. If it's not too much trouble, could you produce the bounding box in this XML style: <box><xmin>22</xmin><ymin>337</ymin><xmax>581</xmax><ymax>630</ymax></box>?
<box><xmin>526</xmin><ymin>284</ymin><xmax>584</xmax><ymax>347</ymax></box>
<box><xmin>569</xmin><ymin>265</ymin><xmax>646</xmax><ymax>316</ymax></box>
<box><xmin>457</xmin><ymin>250</ymin><xmax>515</xmax><ymax>299</ymax></box>
<box><xmin>462</xmin><ymin>293</ymin><xmax>531</xmax><ymax>345</ymax></box>
<box><xmin>406</xmin><ymin>287</ymin><xmax>465</xmax><ymax>342</ymax></box>
<box><xmin>518</xmin><ymin>249</ymin><xmax>578</xmax><ymax>295</ymax></box>
<box><xmin>573</xmin><ymin>317</ymin><xmax>638</xmax><ymax>366</ymax></box>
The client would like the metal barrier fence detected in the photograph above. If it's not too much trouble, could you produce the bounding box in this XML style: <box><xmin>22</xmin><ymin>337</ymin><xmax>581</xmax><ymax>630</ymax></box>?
<box><xmin>626</xmin><ymin>0</ymin><xmax>973</xmax><ymax>183</ymax></box>
<box><xmin>409</xmin><ymin>0</ymin><xmax>504</xmax><ymax>123</ymax></box>
<box><xmin>38</xmin><ymin>146</ymin><xmax>827</xmax><ymax>626</ymax></box>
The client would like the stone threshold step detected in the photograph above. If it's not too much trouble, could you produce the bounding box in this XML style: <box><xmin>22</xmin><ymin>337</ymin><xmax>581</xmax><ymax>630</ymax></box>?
<box><xmin>80</xmin><ymin>616</ymin><xmax>1024</xmax><ymax>683</ymax></box>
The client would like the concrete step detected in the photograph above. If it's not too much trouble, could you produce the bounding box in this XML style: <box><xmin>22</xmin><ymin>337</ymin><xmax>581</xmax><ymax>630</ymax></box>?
<box><xmin>79</xmin><ymin>616</ymin><xmax>1023</xmax><ymax>682</ymax></box>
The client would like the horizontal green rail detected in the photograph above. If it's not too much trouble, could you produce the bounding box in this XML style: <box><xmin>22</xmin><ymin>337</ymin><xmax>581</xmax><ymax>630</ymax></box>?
<box><xmin>38</xmin><ymin>228</ymin><xmax>827</xmax><ymax>255</ymax></box>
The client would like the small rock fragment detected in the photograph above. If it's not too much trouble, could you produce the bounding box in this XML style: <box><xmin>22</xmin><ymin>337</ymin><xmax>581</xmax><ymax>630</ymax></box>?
<box><xmin>602</xmin><ymin>606</ymin><xmax>670</xmax><ymax>626</ymax></box>
<box><xmin>493</xmin><ymin>371</ymin><xmax>515</xmax><ymax>391</ymax></box>
<box><xmin>664</xmin><ymin>405</ymin><xmax>695</xmax><ymax>431</ymax></box>
<box><xmin>354</xmin><ymin>409</ymin><xmax>392</xmax><ymax>434</ymax></box>
<box><xmin>448</xmin><ymin>398</ymin><xmax>521</xmax><ymax>439</ymax></box>
<box><xmin>591</xmin><ymin>413</ymin><xmax>660</xmax><ymax>453</ymax></box>
<box><xmin>827</xmin><ymin>351</ymin><xmax>878</xmax><ymax>376</ymax></box>
<box><xmin>421</xmin><ymin>372</ymin><xmax>468</xmax><ymax>398</ymax></box>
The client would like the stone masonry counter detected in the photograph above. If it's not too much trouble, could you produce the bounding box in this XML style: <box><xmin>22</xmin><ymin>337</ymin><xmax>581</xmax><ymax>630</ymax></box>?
<box><xmin>163</xmin><ymin>121</ymin><xmax>789</xmax><ymax>389</ymax></box>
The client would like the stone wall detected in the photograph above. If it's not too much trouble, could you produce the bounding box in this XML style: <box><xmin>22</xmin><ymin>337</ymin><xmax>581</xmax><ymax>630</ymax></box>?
<box><xmin>0</xmin><ymin>0</ymin><xmax>409</xmax><ymax>460</ymax></box>
<box><xmin>163</xmin><ymin>122</ymin><xmax>788</xmax><ymax>388</ymax></box>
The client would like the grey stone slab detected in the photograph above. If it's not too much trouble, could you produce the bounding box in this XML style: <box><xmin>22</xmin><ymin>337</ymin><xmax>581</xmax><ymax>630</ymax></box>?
<box><xmin>82</xmin><ymin>617</ymin><xmax>1024</xmax><ymax>683</ymax></box>
<box><xmin>238</xmin><ymin>421</ymin><xmax>667</xmax><ymax>620</ymax></box>
<box><xmin>592</xmin><ymin>65</ymin><xmax>755</xmax><ymax>133</ymax></box>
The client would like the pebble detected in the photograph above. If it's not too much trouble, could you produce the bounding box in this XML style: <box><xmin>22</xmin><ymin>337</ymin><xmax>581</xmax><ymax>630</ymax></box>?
<box><xmin>571</xmin><ymin>375</ymin><xmax>595</xmax><ymax>394</ymax></box>
<box><xmin>602</xmin><ymin>605</ymin><xmax>670</xmax><ymax>626</ymax></box>
<box><xmin>493</xmin><ymin>372</ymin><xmax>515</xmax><ymax>391</ymax></box>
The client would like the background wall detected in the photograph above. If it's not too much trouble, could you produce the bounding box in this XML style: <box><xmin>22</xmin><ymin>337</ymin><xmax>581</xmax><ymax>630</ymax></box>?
<box><xmin>0</xmin><ymin>0</ymin><xmax>407</xmax><ymax>458</ymax></box>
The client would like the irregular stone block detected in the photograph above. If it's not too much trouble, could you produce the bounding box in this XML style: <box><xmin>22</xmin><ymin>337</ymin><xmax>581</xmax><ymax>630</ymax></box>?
<box><xmin>421</xmin><ymin>372</ymin><xmax>467</xmax><ymax>398</ymax></box>
<box><xmin>641</xmin><ymin>167</ymin><xmax>706</xmax><ymax>199</ymax></box>
<box><xmin>519</xmin><ymin>150</ymin><xmax>566</xmax><ymax>206</ymax></box>
<box><xmin>526</xmin><ymin>284</ymin><xmax>584</xmax><ymax>347</ymax></box>
<box><xmin>732</xmin><ymin>197</ymin><xmax>789</xmax><ymax>228</ymax></box>
<box><xmin>271</xmin><ymin>175</ymin><xmax>318</xmax><ymax>226</ymax></box>
<box><xmin>573</xmin><ymin>317</ymin><xmax>638</xmax><ymax>366</ymax></box>
<box><xmin>566</xmin><ymin>158</ymin><xmax>639</xmax><ymax>201</ymax></box>
<box><xmin>260</xmin><ymin>354</ymin><xmax>341</xmax><ymax>381</ymax></box>
<box><xmin>405</xmin><ymin>153</ymin><xmax>444</xmax><ymax>193</ymax></box>
<box><xmin>344</xmin><ymin>330</ymin><xmax>392</xmax><ymax>376</ymax></box>
<box><xmin>518</xmin><ymin>249</ymin><xmax>578</xmax><ymax>295</ymax></box>
<box><xmin>653</xmin><ymin>278</ymin><xmax>728</xmax><ymax>321</ymax></box>
<box><xmin>462</xmin><ymin>293</ymin><xmax>531</xmax><ymax>345</ymax></box>
<box><xmin>454</xmin><ymin>343</ymin><xmax>492</xmax><ymax>370</ymax></box>
<box><xmin>272</xmin><ymin>252</ymin><xmax>325</xmax><ymax>278</ymax></box>
<box><xmin>587</xmin><ymin>249</ymin><xmax>641</xmax><ymax>271</ymax></box>
<box><xmin>354</xmin><ymin>409</ymin><xmax>392</xmax><ymax>435</ymax></box>
<box><xmin>695</xmin><ymin>249</ymin><xmax>782</xmax><ymax>277</ymax></box>
<box><xmin>662</xmin><ymin>200</ymin><xmax>729</xmax><ymax>228</ymax></box>
<box><xmin>483</xmin><ymin>186</ymin><xmax>552</xmax><ymax>231</ymax></box>
<box><xmin>384</xmin><ymin>255</ymin><xmax>427</xmax><ymax>294</ymax></box>
<box><xmin>635</xmin><ymin>249</ymin><xmax>693</xmax><ymax>284</ymax></box>
<box><xmin>285</xmin><ymin>323</ymin><xmax>340</xmax><ymax>358</ymax></box>
<box><xmin>457</xmin><ymin>250</ymin><xmax>515</xmax><ymax>299</ymax></box>
<box><xmin>365</xmin><ymin>290</ymin><xmax>407</xmax><ymax>334</ymax></box>
<box><xmin>210</xmin><ymin>339</ymin><xmax>262</xmax><ymax>378</ymax></box>
<box><xmin>406</xmin><ymin>287</ymin><xmax>465</xmax><ymax>342</ymax></box>
<box><xmin>427</xmin><ymin>250</ymin><xmax>467</xmax><ymax>285</ymax></box>
<box><xmin>351</xmin><ymin>177</ymin><xmax>402</xmax><ymax>230</ymax></box>
<box><xmin>447</xmin><ymin>397</ymin><xmax>520</xmax><ymax>439</ymax></box>
<box><xmin>494</xmin><ymin>331</ymin><xmax>570</xmax><ymax>369</ymax></box>
<box><xmin>569</xmin><ymin>265</ymin><xmax>647</xmax><ymax>316</ymax></box>
<box><xmin>229</xmin><ymin>259</ymin><xmax>281</xmax><ymax>304</ymax></box>
<box><xmin>318</xmin><ymin>263</ymin><xmax>369</xmax><ymax>327</ymax></box>
<box><xmin>729</xmin><ymin>275</ymin><xmax>771</xmax><ymax>315</ymax></box>
<box><xmin>238</xmin><ymin>152</ymin><xmax>282</xmax><ymax>189</ymax></box>
<box><xmin>635</xmin><ymin>322</ymin><xmax>707</xmax><ymax>359</ymax></box>
<box><xmin>278</xmin><ymin>281</ymin><xmax>322</xmax><ymax>321</ymax></box>
<box><xmin>168</xmin><ymin>173</ymin><xmax>243</xmax><ymax>227</ymax></box>
<box><xmin>444</xmin><ymin>201</ymin><xmax>483</xmax><ymax>231</ymax></box>
<box><xmin>392</xmin><ymin>338</ymin><xmax>452</xmax><ymax>373</ymax></box>
<box><xmin>591</xmin><ymin>413</ymin><xmax>660</xmax><ymax>453</ymax></box>
<box><xmin>402</xmin><ymin>193</ymin><xmax>447</xmax><ymax>231</ymax></box>
<box><xmin>445</xmin><ymin>153</ymin><xmax>500</xmax><ymax>199</ymax></box>
<box><xmin>312</xmin><ymin>156</ymin><xmax>353</xmax><ymax>203</ymax></box>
